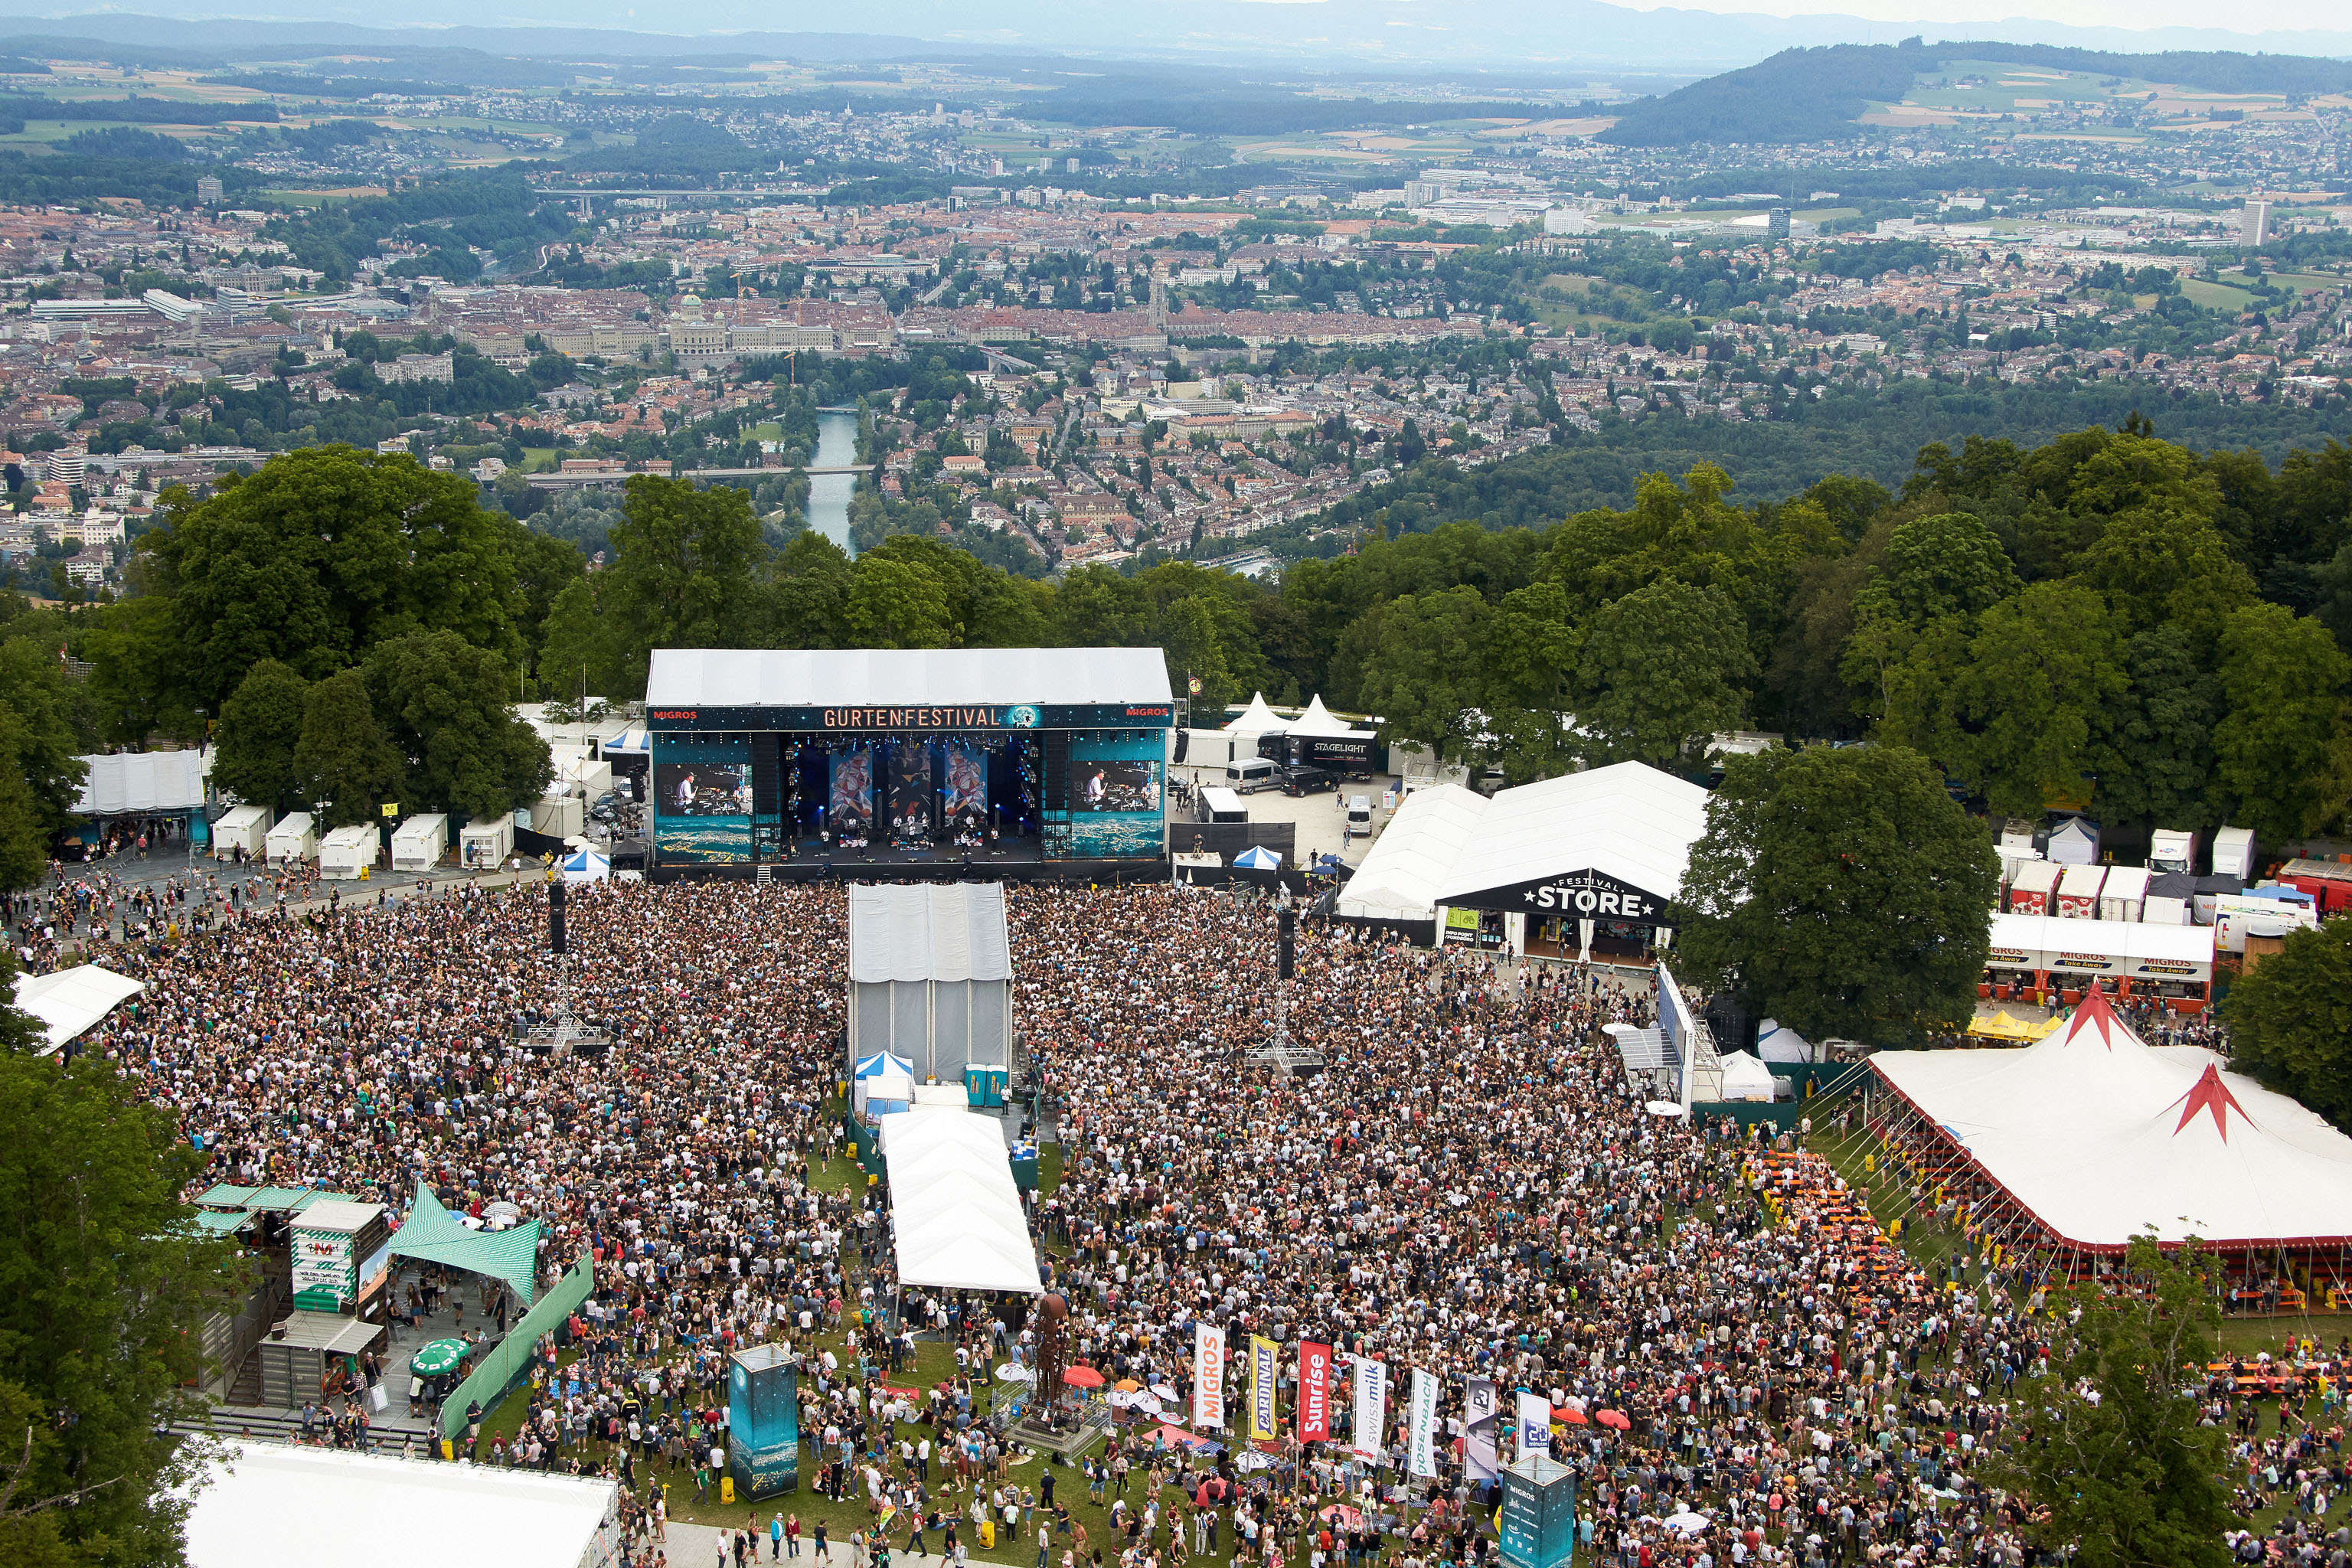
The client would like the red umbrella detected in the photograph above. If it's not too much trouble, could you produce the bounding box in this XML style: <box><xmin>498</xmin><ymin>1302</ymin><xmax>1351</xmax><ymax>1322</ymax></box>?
<box><xmin>1557</xmin><ymin>1406</ymin><xmax>1589</xmax><ymax>1426</ymax></box>
<box><xmin>1061</xmin><ymin>1365</ymin><xmax>1106</xmax><ymax>1388</ymax></box>
<box><xmin>1595</xmin><ymin>1409</ymin><xmax>1631</xmax><ymax>1431</ymax></box>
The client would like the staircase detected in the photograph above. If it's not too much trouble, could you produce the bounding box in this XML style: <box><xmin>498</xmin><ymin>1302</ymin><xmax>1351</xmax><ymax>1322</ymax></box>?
<box><xmin>227</xmin><ymin>1351</ymin><xmax>263</xmax><ymax>1407</ymax></box>
<box><xmin>755</xmin><ymin>864</ymin><xmax>773</xmax><ymax>887</ymax></box>
<box><xmin>1685</xmin><ymin>1015</ymin><xmax>1728</xmax><ymax>1104</ymax></box>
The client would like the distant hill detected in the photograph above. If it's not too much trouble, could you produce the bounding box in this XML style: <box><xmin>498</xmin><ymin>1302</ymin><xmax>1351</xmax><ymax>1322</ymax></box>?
<box><xmin>1601</xmin><ymin>38</ymin><xmax>2352</xmax><ymax>147</ymax></box>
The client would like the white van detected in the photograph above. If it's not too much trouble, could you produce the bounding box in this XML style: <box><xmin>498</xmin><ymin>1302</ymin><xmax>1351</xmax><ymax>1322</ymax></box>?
<box><xmin>1225</xmin><ymin>757</ymin><xmax>1279</xmax><ymax>795</ymax></box>
<box><xmin>1346</xmin><ymin>795</ymin><xmax>1373</xmax><ymax>831</ymax></box>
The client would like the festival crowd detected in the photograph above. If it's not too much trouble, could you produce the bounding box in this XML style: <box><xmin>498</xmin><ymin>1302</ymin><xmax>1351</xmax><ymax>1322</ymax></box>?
<box><xmin>11</xmin><ymin>876</ymin><xmax>2344</xmax><ymax>1568</ymax></box>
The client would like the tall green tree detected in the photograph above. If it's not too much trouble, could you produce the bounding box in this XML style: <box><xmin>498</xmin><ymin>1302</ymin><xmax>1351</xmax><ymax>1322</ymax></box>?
<box><xmin>844</xmin><ymin>556</ymin><xmax>959</xmax><ymax>649</ymax></box>
<box><xmin>1573</xmin><ymin>580</ymin><xmax>1753</xmax><ymax>771</ymax></box>
<box><xmin>213</xmin><ymin>659</ymin><xmax>310</xmax><ymax>813</ymax></box>
<box><xmin>1986</xmin><ymin>1236</ymin><xmax>2236</xmax><ymax>1568</ymax></box>
<box><xmin>0</xmin><ymin>639</ymin><xmax>87</xmax><ymax>887</ymax></box>
<box><xmin>143</xmin><ymin>448</ymin><xmax>524</xmax><ymax>710</ymax></box>
<box><xmin>0</xmin><ymin>972</ymin><xmax>234</xmax><ymax>1566</ymax></box>
<box><xmin>365</xmin><ymin>630</ymin><xmax>552</xmax><ymax>822</ymax></box>
<box><xmin>1676</xmin><ymin>745</ymin><xmax>1997</xmax><ymax>1043</ymax></box>
<box><xmin>2210</xmin><ymin>602</ymin><xmax>2352</xmax><ymax>843</ymax></box>
<box><xmin>1944</xmin><ymin>583</ymin><xmax>2127</xmax><ymax>818</ymax></box>
<box><xmin>594</xmin><ymin>475</ymin><xmax>766</xmax><ymax>695</ymax></box>
<box><xmin>291</xmin><ymin>668</ymin><xmax>403</xmax><ymax>828</ymax></box>
<box><xmin>1341</xmin><ymin>586</ymin><xmax>1491</xmax><ymax>763</ymax></box>
<box><xmin>2224</xmin><ymin>919</ymin><xmax>2352</xmax><ymax>1131</ymax></box>
<box><xmin>2087</xmin><ymin>629</ymin><xmax>2220</xmax><ymax>832</ymax></box>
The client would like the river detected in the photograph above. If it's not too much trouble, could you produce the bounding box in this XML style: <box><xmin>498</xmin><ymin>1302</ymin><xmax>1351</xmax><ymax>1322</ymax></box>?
<box><xmin>806</xmin><ymin>409</ymin><xmax>858</xmax><ymax>555</ymax></box>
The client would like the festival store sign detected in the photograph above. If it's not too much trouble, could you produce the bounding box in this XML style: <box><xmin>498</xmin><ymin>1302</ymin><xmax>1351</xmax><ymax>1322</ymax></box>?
<box><xmin>1452</xmin><ymin>867</ymin><xmax>1668</xmax><ymax>921</ymax></box>
<box><xmin>291</xmin><ymin>1225</ymin><xmax>356</xmax><ymax>1312</ymax></box>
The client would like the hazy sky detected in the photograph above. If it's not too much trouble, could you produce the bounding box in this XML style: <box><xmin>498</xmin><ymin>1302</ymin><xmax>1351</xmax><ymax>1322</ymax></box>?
<box><xmin>1609</xmin><ymin>0</ymin><xmax>2348</xmax><ymax>31</ymax></box>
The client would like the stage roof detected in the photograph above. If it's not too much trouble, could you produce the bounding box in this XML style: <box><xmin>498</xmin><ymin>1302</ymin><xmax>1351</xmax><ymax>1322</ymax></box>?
<box><xmin>648</xmin><ymin>648</ymin><xmax>1172</xmax><ymax>709</ymax></box>
<box><xmin>1435</xmin><ymin>762</ymin><xmax>1710</xmax><ymax>912</ymax></box>
<box><xmin>1871</xmin><ymin>989</ymin><xmax>2352</xmax><ymax>1251</ymax></box>
<box><xmin>849</xmin><ymin>883</ymin><xmax>1012</xmax><ymax>984</ymax></box>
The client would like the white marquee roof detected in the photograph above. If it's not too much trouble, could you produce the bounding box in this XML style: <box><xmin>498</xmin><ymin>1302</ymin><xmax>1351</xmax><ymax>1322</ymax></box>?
<box><xmin>11</xmin><ymin>964</ymin><xmax>144</xmax><ymax>1054</ymax></box>
<box><xmin>1288</xmin><ymin>695</ymin><xmax>1370</xmax><ymax>737</ymax></box>
<box><xmin>880</xmin><ymin>1108</ymin><xmax>1041</xmax><ymax>1294</ymax></box>
<box><xmin>181</xmin><ymin>1442</ymin><xmax>615</xmax><ymax>1568</ymax></box>
<box><xmin>848</xmin><ymin>883</ymin><xmax>1012</xmax><ymax>984</ymax></box>
<box><xmin>1872</xmin><ymin>989</ymin><xmax>2352</xmax><ymax>1250</ymax></box>
<box><xmin>73</xmin><ymin>750</ymin><xmax>206</xmax><ymax>815</ymax></box>
<box><xmin>1223</xmin><ymin>691</ymin><xmax>1289</xmax><ymax>734</ymax></box>
<box><xmin>648</xmin><ymin>648</ymin><xmax>1171</xmax><ymax>709</ymax></box>
<box><xmin>1435</xmin><ymin>761</ymin><xmax>1710</xmax><ymax>905</ymax></box>
<box><xmin>1338</xmin><ymin>784</ymin><xmax>1489</xmax><ymax>924</ymax></box>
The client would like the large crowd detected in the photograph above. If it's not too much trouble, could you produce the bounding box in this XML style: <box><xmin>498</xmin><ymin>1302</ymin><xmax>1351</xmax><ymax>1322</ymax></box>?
<box><xmin>13</xmin><ymin>874</ymin><xmax>2344</xmax><ymax>1568</ymax></box>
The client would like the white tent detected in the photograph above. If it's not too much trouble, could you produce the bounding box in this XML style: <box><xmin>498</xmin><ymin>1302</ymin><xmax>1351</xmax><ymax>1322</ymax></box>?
<box><xmin>1436</xmin><ymin>761</ymin><xmax>1708</xmax><ymax>914</ymax></box>
<box><xmin>1873</xmin><ymin>987</ymin><xmax>2352</xmax><ymax>1250</ymax></box>
<box><xmin>1717</xmin><ymin>1053</ymin><xmax>1777</xmax><ymax>1102</ymax></box>
<box><xmin>854</xmin><ymin>1070</ymin><xmax>916</xmax><ymax>1117</ymax></box>
<box><xmin>11</xmin><ymin>964</ymin><xmax>144</xmax><ymax>1054</ymax></box>
<box><xmin>1758</xmin><ymin>1025</ymin><xmax>1812</xmax><ymax>1063</ymax></box>
<box><xmin>560</xmin><ymin>847</ymin><xmax>609</xmax><ymax>883</ymax></box>
<box><xmin>848</xmin><ymin>884</ymin><xmax>1012</xmax><ymax>1079</ymax></box>
<box><xmin>880</xmin><ymin>1107</ymin><xmax>1041</xmax><ymax>1295</ymax></box>
<box><xmin>854</xmin><ymin>1050</ymin><xmax>915</xmax><ymax>1080</ymax></box>
<box><xmin>1286</xmin><ymin>695</ymin><xmax>1370</xmax><ymax>737</ymax></box>
<box><xmin>1339</xmin><ymin>783</ymin><xmax>1489</xmax><ymax>926</ymax></box>
<box><xmin>181</xmin><ymin>1441</ymin><xmax>617</xmax><ymax>1568</ymax></box>
<box><xmin>1223</xmin><ymin>692</ymin><xmax>1290</xmax><ymax>734</ymax></box>
<box><xmin>1233</xmin><ymin>844</ymin><xmax>1282</xmax><ymax>869</ymax></box>
<box><xmin>72</xmin><ymin>750</ymin><xmax>206</xmax><ymax>815</ymax></box>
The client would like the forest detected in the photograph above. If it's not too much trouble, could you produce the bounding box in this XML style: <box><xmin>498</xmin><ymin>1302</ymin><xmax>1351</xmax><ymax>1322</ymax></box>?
<box><xmin>2</xmin><ymin>418</ymin><xmax>2348</xmax><ymax>888</ymax></box>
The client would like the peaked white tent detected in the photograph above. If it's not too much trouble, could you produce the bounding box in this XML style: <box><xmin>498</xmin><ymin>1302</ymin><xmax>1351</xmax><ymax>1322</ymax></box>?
<box><xmin>11</xmin><ymin>964</ymin><xmax>144</xmax><ymax>1054</ymax></box>
<box><xmin>559</xmin><ymin>847</ymin><xmax>609</xmax><ymax>883</ymax></box>
<box><xmin>1233</xmin><ymin>844</ymin><xmax>1282</xmax><ymax>869</ymax></box>
<box><xmin>1287</xmin><ymin>695</ymin><xmax>1370</xmax><ymax>738</ymax></box>
<box><xmin>1871</xmin><ymin>988</ymin><xmax>2352</xmax><ymax>1251</ymax></box>
<box><xmin>1338</xmin><ymin>783</ymin><xmax>1490</xmax><ymax>926</ymax></box>
<box><xmin>1758</xmin><ymin>1025</ymin><xmax>1813</xmax><ymax>1064</ymax></box>
<box><xmin>879</xmin><ymin>1108</ymin><xmax>1040</xmax><ymax>1295</ymax></box>
<box><xmin>1717</xmin><ymin>1053</ymin><xmax>1777</xmax><ymax>1102</ymax></box>
<box><xmin>1223</xmin><ymin>692</ymin><xmax>1290</xmax><ymax>734</ymax></box>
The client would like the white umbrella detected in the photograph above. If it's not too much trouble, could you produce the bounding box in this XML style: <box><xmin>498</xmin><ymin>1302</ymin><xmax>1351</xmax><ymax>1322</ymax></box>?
<box><xmin>1645</xmin><ymin>1100</ymin><xmax>1684</xmax><ymax>1117</ymax></box>
<box><xmin>995</xmin><ymin>1363</ymin><xmax>1033</xmax><ymax>1383</ymax></box>
<box><xmin>1664</xmin><ymin>1512</ymin><xmax>1710</xmax><ymax>1536</ymax></box>
<box><xmin>1236</xmin><ymin>1451</ymin><xmax>1275</xmax><ymax>1472</ymax></box>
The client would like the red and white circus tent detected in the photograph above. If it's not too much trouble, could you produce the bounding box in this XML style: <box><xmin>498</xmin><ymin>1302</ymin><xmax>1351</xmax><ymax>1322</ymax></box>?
<box><xmin>1867</xmin><ymin>988</ymin><xmax>2352</xmax><ymax>1273</ymax></box>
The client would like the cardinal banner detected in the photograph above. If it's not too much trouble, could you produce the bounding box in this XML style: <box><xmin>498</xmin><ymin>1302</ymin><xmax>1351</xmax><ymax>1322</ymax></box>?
<box><xmin>1516</xmin><ymin>1389</ymin><xmax>1553</xmax><ymax>1459</ymax></box>
<box><xmin>1248</xmin><ymin>1334</ymin><xmax>1280</xmax><ymax>1442</ymax></box>
<box><xmin>1297</xmin><ymin>1341</ymin><xmax>1333</xmax><ymax>1443</ymax></box>
<box><xmin>1348</xmin><ymin>1355</ymin><xmax>1388</xmax><ymax>1463</ymax></box>
<box><xmin>1464</xmin><ymin>1376</ymin><xmax>1499</xmax><ymax>1483</ymax></box>
<box><xmin>1194</xmin><ymin>1322</ymin><xmax>1226</xmax><ymax>1430</ymax></box>
<box><xmin>1406</xmin><ymin>1367</ymin><xmax>1440</xmax><ymax>1478</ymax></box>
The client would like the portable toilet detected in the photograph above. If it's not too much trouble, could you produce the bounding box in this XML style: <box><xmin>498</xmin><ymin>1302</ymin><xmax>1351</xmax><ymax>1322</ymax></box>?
<box><xmin>390</xmin><ymin>812</ymin><xmax>449</xmax><ymax>872</ymax></box>
<box><xmin>965</xmin><ymin>1063</ymin><xmax>1009</xmax><ymax>1109</ymax></box>
<box><xmin>459</xmin><ymin>815</ymin><xmax>514</xmax><ymax>868</ymax></box>
<box><xmin>318</xmin><ymin>823</ymin><xmax>379</xmax><ymax>880</ymax></box>
<box><xmin>211</xmin><ymin>803</ymin><xmax>272</xmax><ymax>861</ymax></box>
<box><xmin>263</xmin><ymin>811</ymin><xmax>318</xmax><ymax>864</ymax></box>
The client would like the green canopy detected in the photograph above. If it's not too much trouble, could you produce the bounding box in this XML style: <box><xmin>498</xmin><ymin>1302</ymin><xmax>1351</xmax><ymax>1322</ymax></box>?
<box><xmin>410</xmin><ymin>1338</ymin><xmax>470</xmax><ymax>1377</ymax></box>
<box><xmin>386</xmin><ymin>1181</ymin><xmax>544</xmax><ymax>1306</ymax></box>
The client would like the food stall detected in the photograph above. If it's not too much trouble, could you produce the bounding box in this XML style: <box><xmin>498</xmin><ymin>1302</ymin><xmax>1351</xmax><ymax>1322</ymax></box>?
<box><xmin>2006</xmin><ymin>861</ymin><xmax>2060</xmax><ymax>915</ymax></box>
<box><xmin>1981</xmin><ymin>912</ymin><xmax>2216</xmax><ymax>1013</ymax></box>
<box><xmin>2055</xmin><ymin>863</ymin><xmax>2107</xmax><ymax>919</ymax></box>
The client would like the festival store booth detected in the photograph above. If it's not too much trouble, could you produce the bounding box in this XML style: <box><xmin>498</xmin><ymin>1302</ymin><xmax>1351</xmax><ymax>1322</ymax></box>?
<box><xmin>1981</xmin><ymin>911</ymin><xmax>2216</xmax><ymax>1013</ymax></box>
<box><xmin>642</xmin><ymin>648</ymin><xmax>1174</xmax><ymax>878</ymax></box>
<box><xmin>1867</xmin><ymin>988</ymin><xmax>2352</xmax><ymax>1300</ymax></box>
<box><xmin>1432</xmin><ymin>762</ymin><xmax>1710</xmax><ymax>960</ymax></box>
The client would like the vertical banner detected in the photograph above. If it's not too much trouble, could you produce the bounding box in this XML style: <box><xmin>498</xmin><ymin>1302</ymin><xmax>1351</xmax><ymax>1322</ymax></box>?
<box><xmin>1297</xmin><ymin>1341</ymin><xmax>1332</xmax><ymax>1443</ymax></box>
<box><xmin>1248</xmin><ymin>1335</ymin><xmax>1280</xmax><ymax>1442</ymax></box>
<box><xmin>1515</xmin><ymin>1390</ymin><xmax>1553</xmax><ymax>1460</ymax></box>
<box><xmin>1465</xmin><ymin>1376</ymin><xmax>1499</xmax><ymax>1483</ymax></box>
<box><xmin>1348</xmin><ymin>1355</ymin><xmax>1388</xmax><ymax>1462</ymax></box>
<box><xmin>1194</xmin><ymin>1323</ymin><xmax>1227</xmax><ymax>1430</ymax></box>
<box><xmin>1406</xmin><ymin>1367</ymin><xmax>1440</xmax><ymax>1478</ymax></box>
<box><xmin>828</xmin><ymin>749</ymin><xmax>874</xmax><ymax>839</ymax></box>
<box><xmin>945</xmin><ymin>741</ymin><xmax>988</xmax><ymax>838</ymax></box>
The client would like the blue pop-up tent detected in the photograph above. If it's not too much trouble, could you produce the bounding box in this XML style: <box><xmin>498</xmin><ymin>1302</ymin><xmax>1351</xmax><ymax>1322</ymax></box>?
<box><xmin>1233</xmin><ymin>845</ymin><xmax>1283</xmax><ymax>870</ymax></box>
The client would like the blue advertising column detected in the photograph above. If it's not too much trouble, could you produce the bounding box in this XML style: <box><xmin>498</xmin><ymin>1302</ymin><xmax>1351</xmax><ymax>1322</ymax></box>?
<box><xmin>1498</xmin><ymin>1452</ymin><xmax>1579</xmax><ymax>1568</ymax></box>
<box><xmin>728</xmin><ymin>1346</ymin><xmax>801</xmax><ymax>1500</ymax></box>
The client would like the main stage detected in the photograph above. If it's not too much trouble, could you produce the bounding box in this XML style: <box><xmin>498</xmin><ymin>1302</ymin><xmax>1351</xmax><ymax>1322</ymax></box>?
<box><xmin>642</xmin><ymin>648</ymin><xmax>1176</xmax><ymax>880</ymax></box>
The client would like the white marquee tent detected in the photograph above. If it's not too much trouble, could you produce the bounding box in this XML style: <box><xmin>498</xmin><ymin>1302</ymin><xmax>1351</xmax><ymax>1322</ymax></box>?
<box><xmin>1287</xmin><ymin>694</ymin><xmax>1373</xmax><ymax>740</ymax></box>
<box><xmin>1223</xmin><ymin>692</ymin><xmax>1290</xmax><ymax>734</ymax></box>
<box><xmin>181</xmin><ymin>1441</ymin><xmax>619</xmax><ymax>1568</ymax></box>
<box><xmin>879</xmin><ymin>1107</ymin><xmax>1041</xmax><ymax>1295</ymax></box>
<box><xmin>1870</xmin><ymin>988</ymin><xmax>2352</xmax><ymax>1250</ymax></box>
<box><xmin>11</xmin><ymin>964</ymin><xmax>144</xmax><ymax>1054</ymax></box>
<box><xmin>1338</xmin><ymin>783</ymin><xmax>1490</xmax><ymax>927</ymax></box>
<box><xmin>1757</xmin><ymin>1023</ymin><xmax>1814</xmax><ymax>1064</ymax></box>
<box><xmin>72</xmin><ymin>750</ymin><xmax>206</xmax><ymax>815</ymax></box>
<box><xmin>1436</xmin><ymin>761</ymin><xmax>1710</xmax><ymax>913</ymax></box>
<box><xmin>1717</xmin><ymin>1053</ymin><xmax>1777</xmax><ymax>1102</ymax></box>
<box><xmin>848</xmin><ymin>884</ymin><xmax>1012</xmax><ymax>1080</ymax></box>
